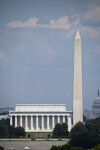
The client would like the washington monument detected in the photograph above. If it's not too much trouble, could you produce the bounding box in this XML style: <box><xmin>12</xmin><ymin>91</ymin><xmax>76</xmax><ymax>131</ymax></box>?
<box><xmin>73</xmin><ymin>31</ymin><xmax>83</xmax><ymax>125</ymax></box>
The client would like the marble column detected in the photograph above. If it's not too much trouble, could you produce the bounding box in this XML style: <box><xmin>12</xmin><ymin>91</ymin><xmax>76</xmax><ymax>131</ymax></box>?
<box><xmin>52</xmin><ymin>116</ymin><xmax>54</xmax><ymax>129</ymax></box>
<box><xmin>25</xmin><ymin>116</ymin><xmax>28</xmax><ymax>130</ymax></box>
<box><xmin>68</xmin><ymin>116</ymin><xmax>72</xmax><ymax>132</ymax></box>
<box><xmin>10</xmin><ymin>116</ymin><xmax>12</xmax><ymax>126</ymax></box>
<box><xmin>20</xmin><ymin>116</ymin><xmax>22</xmax><ymax>127</ymax></box>
<box><xmin>58</xmin><ymin>116</ymin><xmax>60</xmax><ymax>123</ymax></box>
<box><xmin>63</xmin><ymin>116</ymin><xmax>65</xmax><ymax>123</ymax></box>
<box><xmin>36</xmin><ymin>116</ymin><xmax>38</xmax><ymax>130</ymax></box>
<box><xmin>15</xmin><ymin>116</ymin><xmax>17</xmax><ymax>127</ymax></box>
<box><xmin>42</xmin><ymin>116</ymin><xmax>44</xmax><ymax>130</ymax></box>
<box><xmin>47</xmin><ymin>116</ymin><xmax>49</xmax><ymax>130</ymax></box>
<box><xmin>31</xmin><ymin>116</ymin><xmax>33</xmax><ymax>130</ymax></box>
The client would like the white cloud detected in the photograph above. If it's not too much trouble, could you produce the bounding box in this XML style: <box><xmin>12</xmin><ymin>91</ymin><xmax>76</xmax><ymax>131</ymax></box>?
<box><xmin>51</xmin><ymin>16</ymin><xmax>69</xmax><ymax>29</ymax></box>
<box><xmin>6</xmin><ymin>16</ymin><xmax>71</xmax><ymax>30</ymax></box>
<box><xmin>65</xmin><ymin>14</ymin><xmax>100</xmax><ymax>39</ymax></box>
<box><xmin>6</xmin><ymin>12</ymin><xmax>100</xmax><ymax>40</ymax></box>
<box><xmin>6</xmin><ymin>17</ymin><xmax>38</xmax><ymax>28</ymax></box>
<box><xmin>40</xmin><ymin>16</ymin><xmax>70</xmax><ymax>29</ymax></box>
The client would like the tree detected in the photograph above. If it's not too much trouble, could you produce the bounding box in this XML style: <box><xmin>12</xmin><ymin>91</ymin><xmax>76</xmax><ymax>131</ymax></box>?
<box><xmin>85</xmin><ymin>118</ymin><xmax>100</xmax><ymax>148</ymax></box>
<box><xmin>0</xmin><ymin>124</ymin><xmax>8</xmax><ymax>138</ymax></box>
<box><xmin>0</xmin><ymin>118</ymin><xmax>10</xmax><ymax>138</ymax></box>
<box><xmin>69</xmin><ymin>122</ymin><xmax>89</xmax><ymax>148</ymax></box>
<box><xmin>8</xmin><ymin>125</ymin><xmax>15</xmax><ymax>138</ymax></box>
<box><xmin>14</xmin><ymin>126</ymin><xmax>26</xmax><ymax>138</ymax></box>
<box><xmin>53</xmin><ymin>123</ymin><xmax>69</xmax><ymax>138</ymax></box>
<box><xmin>0</xmin><ymin>118</ymin><xmax>26</xmax><ymax>138</ymax></box>
<box><xmin>50</xmin><ymin>144</ymin><xmax>85</xmax><ymax>150</ymax></box>
<box><xmin>69</xmin><ymin>118</ymin><xmax>100</xmax><ymax>149</ymax></box>
<box><xmin>61</xmin><ymin>123</ymin><xmax>69</xmax><ymax>137</ymax></box>
<box><xmin>0</xmin><ymin>118</ymin><xmax>10</xmax><ymax>126</ymax></box>
<box><xmin>53</xmin><ymin>123</ymin><xmax>62</xmax><ymax>138</ymax></box>
<box><xmin>85</xmin><ymin>117</ymin><xmax>100</xmax><ymax>135</ymax></box>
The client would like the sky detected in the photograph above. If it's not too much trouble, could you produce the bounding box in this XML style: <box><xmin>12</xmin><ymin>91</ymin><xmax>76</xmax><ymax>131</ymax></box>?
<box><xmin>0</xmin><ymin>0</ymin><xmax>100</xmax><ymax>110</ymax></box>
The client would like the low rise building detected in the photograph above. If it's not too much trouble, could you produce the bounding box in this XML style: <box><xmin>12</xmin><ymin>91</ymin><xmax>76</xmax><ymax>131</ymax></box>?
<box><xmin>0</xmin><ymin>115</ymin><xmax>9</xmax><ymax>120</ymax></box>
<box><xmin>9</xmin><ymin>104</ymin><xmax>72</xmax><ymax>132</ymax></box>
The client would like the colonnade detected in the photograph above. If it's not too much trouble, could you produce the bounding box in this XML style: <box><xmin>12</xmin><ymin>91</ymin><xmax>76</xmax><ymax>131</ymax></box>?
<box><xmin>10</xmin><ymin>115</ymin><xmax>72</xmax><ymax>131</ymax></box>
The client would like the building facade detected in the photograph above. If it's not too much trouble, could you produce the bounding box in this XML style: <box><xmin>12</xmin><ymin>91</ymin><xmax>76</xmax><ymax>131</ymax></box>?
<box><xmin>83</xmin><ymin>109</ymin><xmax>94</xmax><ymax>120</ymax></box>
<box><xmin>9</xmin><ymin>104</ymin><xmax>72</xmax><ymax>132</ymax></box>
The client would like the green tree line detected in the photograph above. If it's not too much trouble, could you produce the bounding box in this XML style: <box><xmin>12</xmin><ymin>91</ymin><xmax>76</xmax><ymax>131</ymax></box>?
<box><xmin>69</xmin><ymin>117</ymin><xmax>100</xmax><ymax>149</ymax></box>
<box><xmin>0</xmin><ymin>118</ymin><xmax>25</xmax><ymax>138</ymax></box>
<box><xmin>51</xmin><ymin>117</ymin><xmax>100</xmax><ymax>149</ymax></box>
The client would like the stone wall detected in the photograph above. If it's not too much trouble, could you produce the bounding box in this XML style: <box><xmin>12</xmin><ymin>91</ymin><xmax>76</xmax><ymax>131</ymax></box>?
<box><xmin>26</xmin><ymin>132</ymin><xmax>53</xmax><ymax>138</ymax></box>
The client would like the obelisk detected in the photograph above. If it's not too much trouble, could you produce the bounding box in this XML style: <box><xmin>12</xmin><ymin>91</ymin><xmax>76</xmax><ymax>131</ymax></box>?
<box><xmin>73</xmin><ymin>31</ymin><xmax>83</xmax><ymax>125</ymax></box>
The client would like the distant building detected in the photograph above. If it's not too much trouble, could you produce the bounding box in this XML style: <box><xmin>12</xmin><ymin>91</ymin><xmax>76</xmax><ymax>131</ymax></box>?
<box><xmin>92</xmin><ymin>90</ymin><xmax>100</xmax><ymax>118</ymax></box>
<box><xmin>84</xmin><ymin>90</ymin><xmax>100</xmax><ymax>120</ymax></box>
<box><xmin>0</xmin><ymin>107</ymin><xmax>12</xmax><ymax>120</ymax></box>
<box><xmin>0</xmin><ymin>115</ymin><xmax>9</xmax><ymax>120</ymax></box>
<box><xmin>83</xmin><ymin>110</ymin><xmax>94</xmax><ymax>120</ymax></box>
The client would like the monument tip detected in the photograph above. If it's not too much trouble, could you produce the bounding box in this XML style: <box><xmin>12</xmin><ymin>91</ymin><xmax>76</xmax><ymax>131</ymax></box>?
<box><xmin>75</xmin><ymin>31</ymin><xmax>81</xmax><ymax>39</ymax></box>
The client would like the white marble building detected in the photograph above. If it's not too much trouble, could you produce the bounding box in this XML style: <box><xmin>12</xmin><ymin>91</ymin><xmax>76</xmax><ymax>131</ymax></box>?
<box><xmin>9</xmin><ymin>104</ymin><xmax>72</xmax><ymax>132</ymax></box>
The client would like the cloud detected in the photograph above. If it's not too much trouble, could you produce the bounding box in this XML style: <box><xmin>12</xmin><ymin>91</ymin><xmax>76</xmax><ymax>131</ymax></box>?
<box><xmin>39</xmin><ymin>16</ymin><xmax>70</xmax><ymax>29</ymax></box>
<box><xmin>6</xmin><ymin>17</ymin><xmax>38</xmax><ymax>28</ymax></box>
<box><xmin>6</xmin><ymin>12</ymin><xmax>100</xmax><ymax>40</ymax></box>
<box><xmin>78</xmin><ymin>0</ymin><xmax>100</xmax><ymax>39</ymax></box>
<box><xmin>71</xmin><ymin>14</ymin><xmax>80</xmax><ymax>26</ymax></box>
<box><xmin>82</xmin><ymin>0</ymin><xmax>100</xmax><ymax>25</ymax></box>
<box><xmin>6</xmin><ymin>16</ymin><xmax>71</xmax><ymax>30</ymax></box>
<box><xmin>80</xmin><ymin>25</ymin><xmax>100</xmax><ymax>39</ymax></box>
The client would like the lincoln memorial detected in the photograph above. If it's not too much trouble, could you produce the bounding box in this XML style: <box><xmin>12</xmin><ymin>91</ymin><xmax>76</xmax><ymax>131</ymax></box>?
<box><xmin>9</xmin><ymin>104</ymin><xmax>72</xmax><ymax>132</ymax></box>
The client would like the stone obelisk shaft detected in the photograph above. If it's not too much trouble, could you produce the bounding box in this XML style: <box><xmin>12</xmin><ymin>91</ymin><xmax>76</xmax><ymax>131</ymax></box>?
<box><xmin>73</xmin><ymin>31</ymin><xmax>83</xmax><ymax>125</ymax></box>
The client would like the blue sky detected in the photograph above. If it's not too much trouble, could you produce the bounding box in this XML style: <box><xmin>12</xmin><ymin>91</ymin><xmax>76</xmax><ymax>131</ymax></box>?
<box><xmin>0</xmin><ymin>0</ymin><xmax>100</xmax><ymax>110</ymax></box>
